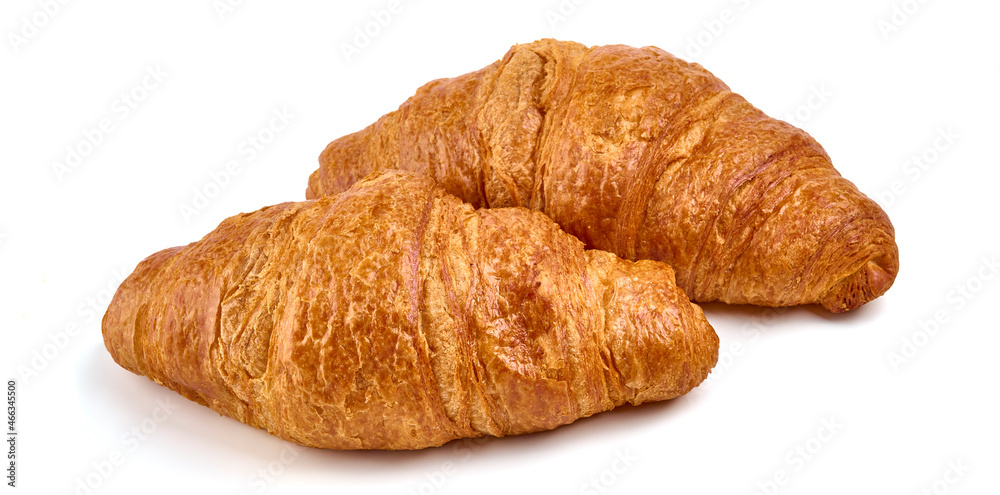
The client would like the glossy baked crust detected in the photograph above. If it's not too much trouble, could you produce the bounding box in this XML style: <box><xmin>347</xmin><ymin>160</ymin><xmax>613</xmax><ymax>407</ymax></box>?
<box><xmin>308</xmin><ymin>39</ymin><xmax>899</xmax><ymax>312</ymax></box>
<box><xmin>103</xmin><ymin>171</ymin><xmax>719</xmax><ymax>450</ymax></box>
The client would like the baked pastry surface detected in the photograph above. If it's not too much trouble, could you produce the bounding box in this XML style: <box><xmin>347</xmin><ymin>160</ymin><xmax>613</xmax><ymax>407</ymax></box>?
<box><xmin>103</xmin><ymin>171</ymin><xmax>719</xmax><ymax>450</ymax></box>
<box><xmin>309</xmin><ymin>39</ymin><xmax>899</xmax><ymax>312</ymax></box>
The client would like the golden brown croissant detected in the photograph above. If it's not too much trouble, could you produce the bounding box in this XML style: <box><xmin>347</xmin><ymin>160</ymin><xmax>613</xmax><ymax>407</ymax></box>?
<box><xmin>308</xmin><ymin>39</ymin><xmax>899</xmax><ymax>312</ymax></box>
<box><xmin>103</xmin><ymin>170</ymin><xmax>718</xmax><ymax>450</ymax></box>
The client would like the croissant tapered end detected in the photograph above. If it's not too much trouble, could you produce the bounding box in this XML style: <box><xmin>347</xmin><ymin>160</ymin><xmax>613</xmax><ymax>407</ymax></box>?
<box><xmin>819</xmin><ymin>251</ymin><xmax>899</xmax><ymax>313</ymax></box>
<box><xmin>693</xmin><ymin>149</ymin><xmax>900</xmax><ymax>312</ymax></box>
<box><xmin>810</xmin><ymin>197</ymin><xmax>900</xmax><ymax>313</ymax></box>
<box><xmin>305</xmin><ymin>171</ymin><xmax>317</xmax><ymax>199</ymax></box>
<box><xmin>767</xmin><ymin>173</ymin><xmax>899</xmax><ymax>312</ymax></box>
<box><xmin>591</xmin><ymin>255</ymin><xmax>719</xmax><ymax>404</ymax></box>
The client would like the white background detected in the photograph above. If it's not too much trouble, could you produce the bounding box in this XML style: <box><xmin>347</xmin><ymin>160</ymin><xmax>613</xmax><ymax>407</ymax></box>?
<box><xmin>2</xmin><ymin>1</ymin><xmax>998</xmax><ymax>494</ymax></box>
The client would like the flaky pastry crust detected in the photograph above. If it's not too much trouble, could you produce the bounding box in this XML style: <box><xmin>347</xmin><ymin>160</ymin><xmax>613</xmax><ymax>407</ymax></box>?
<box><xmin>309</xmin><ymin>39</ymin><xmax>899</xmax><ymax>312</ymax></box>
<box><xmin>103</xmin><ymin>171</ymin><xmax>718</xmax><ymax>450</ymax></box>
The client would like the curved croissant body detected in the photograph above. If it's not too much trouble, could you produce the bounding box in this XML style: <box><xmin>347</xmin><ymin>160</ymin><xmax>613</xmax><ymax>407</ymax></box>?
<box><xmin>308</xmin><ymin>39</ymin><xmax>899</xmax><ymax>312</ymax></box>
<box><xmin>103</xmin><ymin>171</ymin><xmax>718</xmax><ymax>450</ymax></box>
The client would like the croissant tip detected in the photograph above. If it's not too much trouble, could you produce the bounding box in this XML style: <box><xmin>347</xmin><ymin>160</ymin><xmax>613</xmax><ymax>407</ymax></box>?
<box><xmin>305</xmin><ymin>169</ymin><xmax>320</xmax><ymax>199</ymax></box>
<box><xmin>819</xmin><ymin>258</ymin><xmax>897</xmax><ymax>313</ymax></box>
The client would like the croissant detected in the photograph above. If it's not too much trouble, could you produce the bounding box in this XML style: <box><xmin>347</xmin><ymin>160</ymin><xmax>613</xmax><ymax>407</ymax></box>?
<box><xmin>308</xmin><ymin>39</ymin><xmax>899</xmax><ymax>312</ymax></box>
<box><xmin>102</xmin><ymin>170</ymin><xmax>718</xmax><ymax>450</ymax></box>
